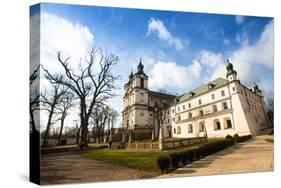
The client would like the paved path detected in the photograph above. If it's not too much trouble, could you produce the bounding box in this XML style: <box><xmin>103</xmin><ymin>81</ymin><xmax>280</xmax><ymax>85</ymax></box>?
<box><xmin>41</xmin><ymin>152</ymin><xmax>158</xmax><ymax>185</ymax></box>
<box><xmin>161</xmin><ymin>136</ymin><xmax>274</xmax><ymax>178</ymax></box>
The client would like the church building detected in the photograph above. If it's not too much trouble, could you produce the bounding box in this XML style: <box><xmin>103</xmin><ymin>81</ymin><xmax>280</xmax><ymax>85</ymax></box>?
<box><xmin>122</xmin><ymin>59</ymin><xmax>271</xmax><ymax>139</ymax></box>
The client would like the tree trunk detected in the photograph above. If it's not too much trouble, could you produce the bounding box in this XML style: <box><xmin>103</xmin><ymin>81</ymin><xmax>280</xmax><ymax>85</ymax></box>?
<box><xmin>80</xmin><ymin>124</ymin><xmax>88</xmax><ymax>148</ymax></box>
<box><xmin>79</xmin><ymin>98</ymin><xmax>89</xmax><ymax>148</ymax></box>
<box><xmin>57</xmin><ymin>116</ymin><xmax>65</xmax><ymax>146</ymax></box>
<box><xmin>42</xmin><ymin>106</ymin><xmax>55</xmax><ymax>147</ymax></box>
<box><xmin>76</xmin><ymin>125</ymin><xmax>81</xmax><ymax>144</ymax></box>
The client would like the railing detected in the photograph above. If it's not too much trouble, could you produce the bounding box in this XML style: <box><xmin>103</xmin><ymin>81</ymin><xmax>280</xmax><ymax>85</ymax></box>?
<box><xmin>125</xmin><ymin>137</ymin><xmax>207</xmax><ymax>150</ymax></box>
<box><xmin>127</xmin><ymin>142</ymin><xmax>159</xmax><ymax>150</ymax></box>
<box><xmin>162</xmin><ymin>137</ymin><xmax>207</xmax><ymax>150</ymax></box>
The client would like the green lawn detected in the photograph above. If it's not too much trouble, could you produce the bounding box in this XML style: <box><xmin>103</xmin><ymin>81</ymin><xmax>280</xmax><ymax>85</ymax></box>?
<box><xmin>82</xmin><ymin>143</ymin><xmax>206</xmax><ymax>171</ymax></box>
<box><xmin>81</xmin><ymin>149</ymin><xmax>166</xmax><ymax>171</ymax></box>
<box><xmin>81</xmin><ymin>138</ymin><xmax>225</xmax><ymax>172</ymax></box>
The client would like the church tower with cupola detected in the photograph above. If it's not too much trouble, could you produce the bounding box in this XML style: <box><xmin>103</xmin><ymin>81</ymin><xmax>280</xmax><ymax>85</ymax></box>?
<box><xmin>122</xmin><ymin>59</ymin><xmax>149</xmax><ymax>131</ymax></box>
<box><xmin>226</xmin><ymin>59</ymin><xmax>238</xmax><ymax>81</ymax></box>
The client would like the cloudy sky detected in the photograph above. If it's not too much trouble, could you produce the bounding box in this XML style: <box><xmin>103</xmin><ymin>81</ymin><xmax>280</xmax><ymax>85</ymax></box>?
<box><xmin>30</xmin><ymin>3</ymin><xmax>274</xmax><ymax>129</ymax></box>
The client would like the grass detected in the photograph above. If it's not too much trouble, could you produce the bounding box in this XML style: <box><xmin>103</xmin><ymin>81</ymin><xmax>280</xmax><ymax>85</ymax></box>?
<box><xmin>81</xmin><ymin>149</ymin><xmax>166</xmax><ymax>171</ymax></box>
<box><xmin>81</xmin><ymin>138</ymin><xmax>225</xmax><ymax>172</ymax></box>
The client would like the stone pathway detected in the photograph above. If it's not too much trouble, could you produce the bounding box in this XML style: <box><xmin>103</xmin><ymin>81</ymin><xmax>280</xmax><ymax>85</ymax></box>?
<box><xmin>40</xmin><ymin>152</ymin><xmax>158</xmax><ymax>185</ymax></box>
<box><xmin>161</xmin><ymin>136</ymin><xmax>274</xmax><ymax>178</ymax></box>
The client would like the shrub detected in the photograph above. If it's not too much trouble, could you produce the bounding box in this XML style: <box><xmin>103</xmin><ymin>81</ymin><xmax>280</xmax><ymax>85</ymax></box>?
<box><xmin>181</xmin><ymin>151</ymin><xmax>189</xmax><ymax>165</ymax></box>
<box><xmin>188</xmin><ymin>150</ymin><xmax>194</xmax><ymax>162</ymax></box>
<box><xmin>225</xmin><ymin>135</ymin><xmax>233</xmax><ymax>140</ymax></box>
<box><xmin>236</xmin><ymin>135</ymin><xmax>252</xmax><ymax>143</ymax></box>
<box><xmin>157</xmin><ymin>156</ymin><xmax>170</xmax><ymax>173</ymax></box>
<box><xmin>233</xmin><ymin>134</ymin><xmax>240</xmax><ymax>142</ymax></box>
<box><xmin>169</xmin><ymin>152</ymin><xmax>182</xmax><ymax>168</ymax></box>
<box><xmin>193</xmin><ymin>148</ymin><xmax>202</xmax><ymax>160</ymax></box>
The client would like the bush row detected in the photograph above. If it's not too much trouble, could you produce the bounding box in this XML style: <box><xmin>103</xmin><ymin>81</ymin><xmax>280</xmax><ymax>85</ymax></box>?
<box><xmin>157</xmin><ymin>135</ymin><xmax>252</xmax><ymax>173</ymax></box>
<box><xmin>228</xmin><ymin>134</ymin><xmax>253</xmax><ymax>143</ymax></box>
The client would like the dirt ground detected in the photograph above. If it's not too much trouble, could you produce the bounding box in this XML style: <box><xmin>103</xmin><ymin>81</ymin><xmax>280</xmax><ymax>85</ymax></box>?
<box><xmin>40</xmin><ymin>152</ymin><xmax>159</xmax><ymax>185</ymax></box>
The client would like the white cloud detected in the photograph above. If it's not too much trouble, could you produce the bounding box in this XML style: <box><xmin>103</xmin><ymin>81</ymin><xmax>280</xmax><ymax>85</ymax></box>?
<box><xmin>196</xmin><ymin>21</ymin><xmax>273</xmax><ymax>89</ymax></box>
<box><xmin>195</xmin><ymin>50</ymin><xmax>226</xmax><ymax>82</ymax></box>
<box><xmin>231</xmin><ymin>21</ymin><xmax>274</xmax><ymax>69</ymax></box>
<box><xmin>40</xmin><ymin>12</ymin><xmax>94</xmax><ymax>74</ymax></box>
<box><xmin>147</xmin><ymin>18</ymin><xmax>184</xmax><ymax>50</ymax></box>
<box><xmin>235</xmin><ymin>16</ymin><xmax>246</xmax><ymax>25</ymax></box>
<box><xmin>148</xmin><ymin>60</ymin><xmax>201</xmax><ymax>90</ymax></box>
<box><xmin>34</xmin><ymin>12</ymin><xmax>95</xmax><ymax>130</ymax></box>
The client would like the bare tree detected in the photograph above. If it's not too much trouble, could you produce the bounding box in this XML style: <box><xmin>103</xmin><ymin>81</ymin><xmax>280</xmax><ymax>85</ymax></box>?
<box><xmin>41</xmin><ymin>84</ymin><xmax>67</xmax><ymax>147</ymax></box>
<box><xmin>56</xmin><ymin>92</ymin><xmax>75</xmax><ymax>145</ymax></box>
<box><xmin>91</xmin><ymin>105</ymin><xmax>108</xmax><ymax>143</ymax></box>
<box><xmin>42</xmin><ymin>47</ymin><xmax>119</xmax><ymax>148</ymax></box>
<box><xmin>107</xmin><ymin>107</ymin><xmax>118</xmax><ymax>133</ymax></box>
<box><xmin>30</xmin><ymin>65</ymin><xmax>40</xmax><ymax>132</ymax></box>
<box><xmin>154</xmin><ymin>101</ymin><xmax>169</xmax><ymax>140</ymax></box>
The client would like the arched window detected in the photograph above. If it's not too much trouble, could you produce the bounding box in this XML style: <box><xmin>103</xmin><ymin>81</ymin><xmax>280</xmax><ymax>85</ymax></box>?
<box><xmin>224</xmin><ymin>118</ymin><xmax>232</xmax><ymax>129</ymax></box>
<box><xmin>188</xmin><ymin>124</ymin><xmax>193</xmax><ymax>133</ymax></box>
<box><xmin>214</xmin><ymin>119</ymin><xmax>221</xmax><ymax>130</ymax></box>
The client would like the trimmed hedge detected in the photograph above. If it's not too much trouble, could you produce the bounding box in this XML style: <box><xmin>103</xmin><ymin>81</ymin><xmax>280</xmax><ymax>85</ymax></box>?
<box><xmin>157</xmin><ymin>136</ymin><xmax>253</xmax><ymax>173</ymax></box>
<box><xmin>233</xmin><ymin>134</ymin><xmax>240</xmax><ymax>142</ymax></box>
<box><xmin>225</xmin><ymin>135</ymin><xmax>233</xmax><ymax>140</ymax></box>
<box><xmin>157</xmin><ymin>156</ymin><xmax>170</xmax><ymax>173</ymax></box>
<box><xmin>169</xmin><ymin>152</ymin><xmax>182</xmax><ymax>168</ymax></box>
<box><xmin>236</xmin><ymin>135</ymin><xmax>252</xmax><ymax>143</ymax></box>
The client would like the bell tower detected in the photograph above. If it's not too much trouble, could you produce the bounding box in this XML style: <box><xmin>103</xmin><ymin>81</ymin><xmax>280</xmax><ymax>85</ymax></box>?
<box><xmin>133</xmin><ymin>59</ymin><xmax>148</xmax><ymax>89</ymax></box>
<box><xmin>122</xmin><ymin>59</ymin><xmax>149</xmax><ymax>130</ymax></box>
<box><xmin>130</xmin><ymin>59</ymin><xmax>149</xmax><ymax>128</ymax></box>
<box><xmin>226</xmin><ymin>59</ymin><xmax>238</xmax><ymax>81</ymax></box>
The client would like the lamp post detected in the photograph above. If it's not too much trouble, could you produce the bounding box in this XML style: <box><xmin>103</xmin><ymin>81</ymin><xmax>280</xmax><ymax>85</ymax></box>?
<box><xmin>154</xmin><ymin>103</ymin><xmax>164</xmax><ymax>150</ymax></box>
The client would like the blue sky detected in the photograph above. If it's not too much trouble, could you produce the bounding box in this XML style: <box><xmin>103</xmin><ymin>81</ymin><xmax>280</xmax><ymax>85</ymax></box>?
<box><xmin>31</xmin><ymin>3</ymin><xmax>274</xmax><ymax>127</ymax></box>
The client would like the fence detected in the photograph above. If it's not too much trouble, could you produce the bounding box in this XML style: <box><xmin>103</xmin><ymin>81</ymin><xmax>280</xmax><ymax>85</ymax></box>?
<box><xmin>162</xmin><ymin>137</ymin><xmax>207</xmax><ymax>150</ymax></box>
<box><xmin>125</xmin><ymin>137</ymin><xmax>207</xmax><ymax>150</ymax></box>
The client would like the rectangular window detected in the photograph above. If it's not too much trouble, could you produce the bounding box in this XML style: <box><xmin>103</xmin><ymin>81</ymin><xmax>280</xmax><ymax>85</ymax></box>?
<box><xmin>178</xmin><ymin>106</ymin><xmax>180</xmax><ymax>112</ymax></box>
<box><xmin>213</xmin><ymin>105</ymin><xmax>218</xmax><ymax>112</ymax></box>
<box><xmin>188</xmin><ymin>124</ymin><xmax>193</xmax><ymax>133</ymax></box>
<box><xmin>177</xmin><ymin>115</ymin><xmax>181</xmax><ymax>121</ymax></box>
<box><xmin>140</xmin><ymin>78</ymin><xmax>144</xmax><ymax>88</ymax></box>
<box><xmin>177</xmin><ymin>126</ymin><xmax>181</xmax><ymax>134</ymax></box>
<box><xmin>172</xmin><ymin>109</ymin><xmax>175</xmax><ymax>113</ymax></box>
<box><xmin>188</xmin><ymin>103</ymin><xmax>191</xmax><ymax>108</ymax></box>
<box><xmin>198</xmin><ymin>99</ymin><xmax>202</xmax><ymax>105</ymax></box>
<box><xmin>199</xmin><ymin>123</ymin><xmax>204</xmax><ymax>132</ymax></box>
<box><xmin>183</xmin><ymin>105</ymin><xmax>185</xmax><ymax>110</ymax></box>
<box><xmin>223</xmin><ymin>102</ymin><xmax>228</xmax><ymax>110</ymax></box>
<box><xmin>221</xmin><ymin>90</ymin><xmax>225</xmax><ymax>96</ymax></box>
<box><xmin>167</xmin><ymin>119</ymin><xmax>170</xmax><ymax>123</ymax></box>
<box><xmin>211</xmin><ymin>94</ymin><xmax>215</xmax><ymax>100</ymax></box>
<box><xmin>188</xmin><ymin>112</ymin><xmax>192</xmax><ymax>118</ymax></box>
<box><xmin>232</xmin><ymin>87</ymin><xmax>236</xmax><ymax>91</ymax></box>
<box><xmin>199</xmin><ymin>110</ymin><xmax>203</xmax><ymax>116</ymax></box>
<box><xmin>174</xmin><ymin>128</ymin><xmax>176</xmax><ymax>134</ymax></box>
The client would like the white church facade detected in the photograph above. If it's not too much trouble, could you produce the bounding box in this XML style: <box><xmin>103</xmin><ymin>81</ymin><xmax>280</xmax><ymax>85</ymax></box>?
<box><xmin>122</xmin><ymin>59</ymin><xmax>271</xmax><ymax>139</ymax></box>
